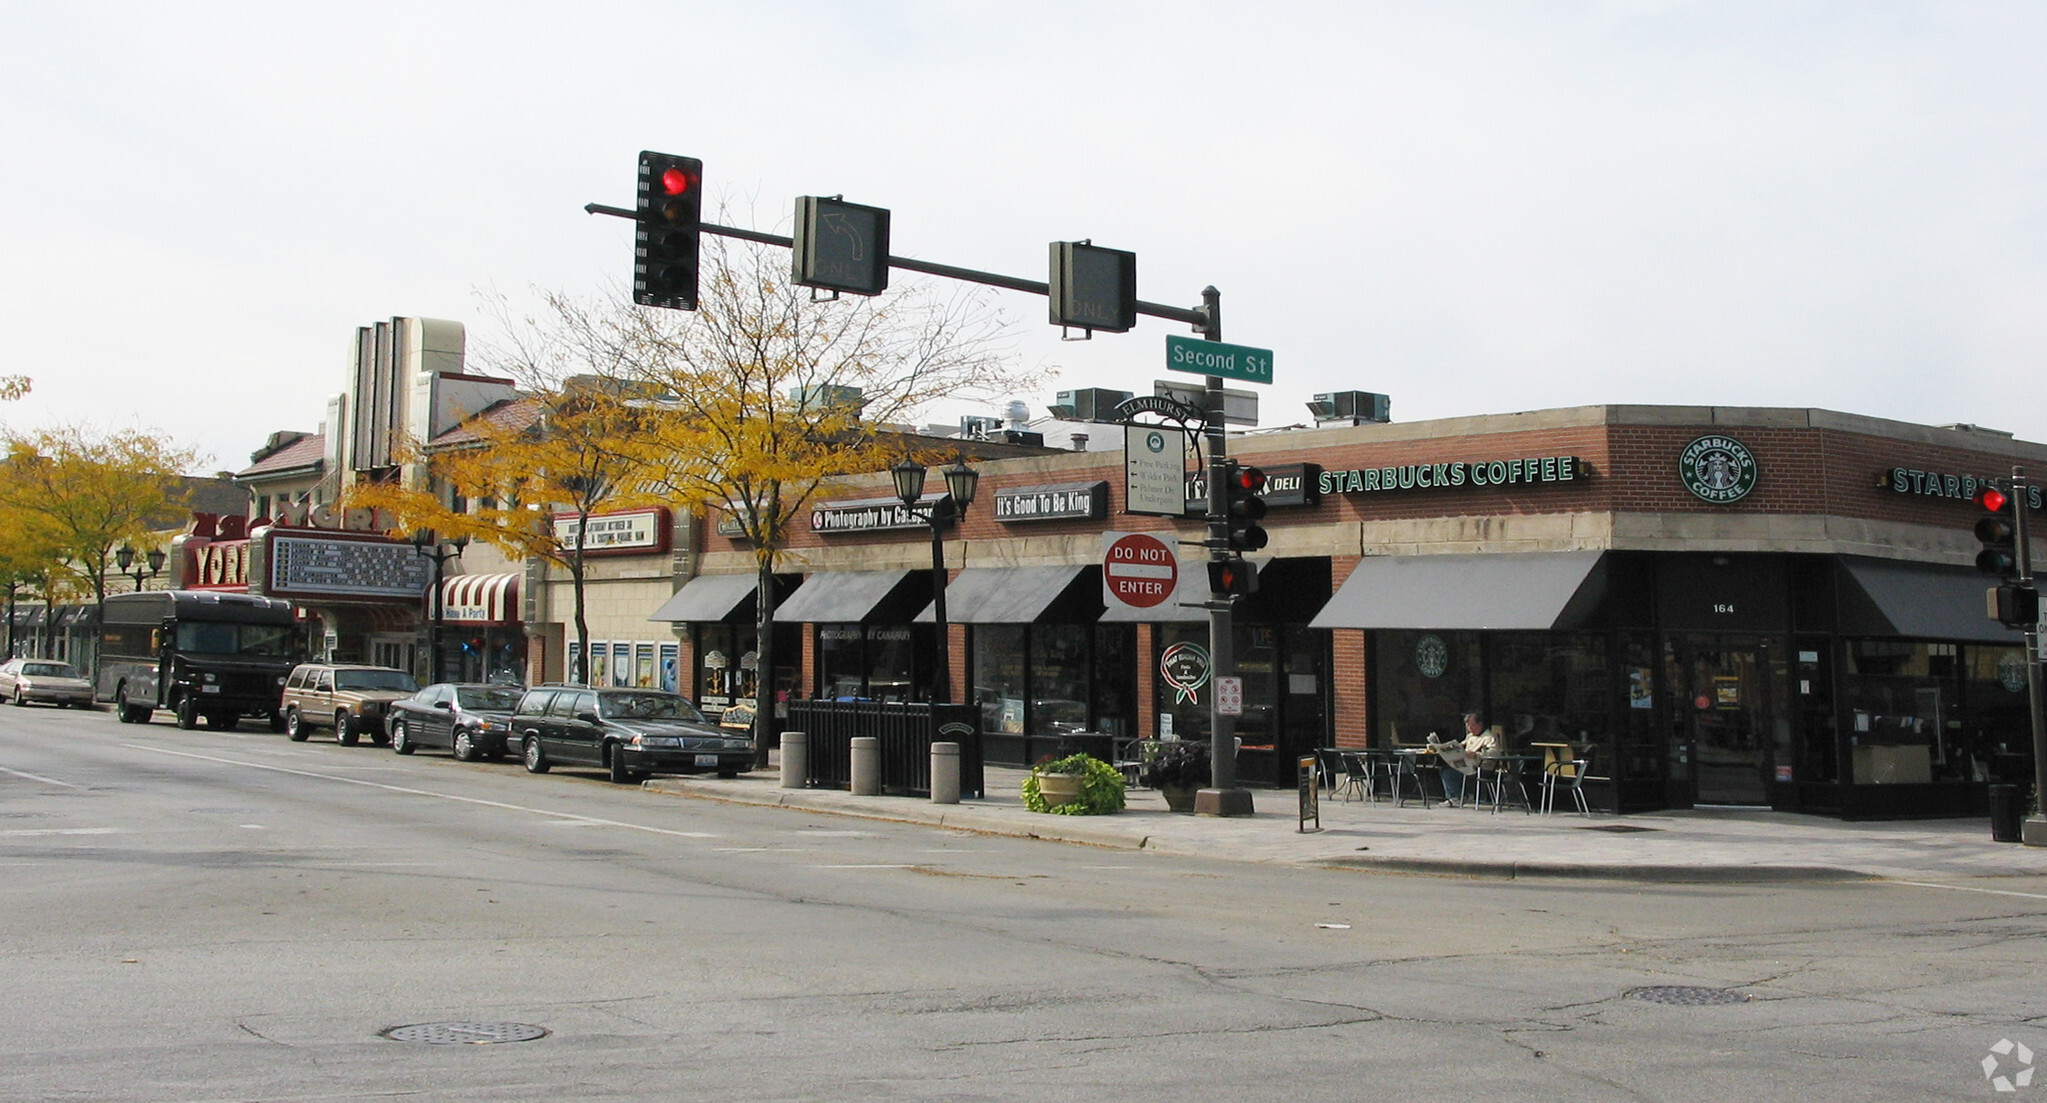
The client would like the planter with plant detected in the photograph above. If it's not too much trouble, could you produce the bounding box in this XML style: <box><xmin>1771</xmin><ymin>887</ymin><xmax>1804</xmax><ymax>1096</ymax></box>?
<box><xmin>1023</xmin><ymin>753</ymin><xmax>1126</xmax><ymax>815</ymax></box>
<box><xmin>1139</xmin><ymin>740</ymin><xmax>1210</xmax><ymax>813</ymax></box>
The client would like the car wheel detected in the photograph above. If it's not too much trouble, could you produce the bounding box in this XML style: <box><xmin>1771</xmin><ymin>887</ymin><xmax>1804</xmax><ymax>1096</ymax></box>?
<box><xmin>452</xmin><ymin>729</ymin><xmax>478</xmax><ymax>763</ymax></box>
<box><xmin>522</xmin><ymin>736</ymin><xmax>549</xmax><ymax>774</ymax></box>
<box><xmin>336</xmin><ymin>711</ymin><xmax>359</xmax><ymax>746</ymax></box>
<box><xmin>285</xmin><ymin>707</ymin><xmax>309</xmax><ymax>741</ymax></box>
<box><xmin>607</xmin><ymin>745</ymin><xmax>637</xmax><ymax>785</ymax></box>
<box><xmin>390</xmin><ymin>720</ymin><xmax>415</xmax><ymax>755</ymax></box>
<box><xmin>268</xmin><ymin>711</ymin><xmax>288</xmax><ymax>733</ymax></box>
<box><xmin>11</xmin><ymin>689</ymin><xmax>25</xmax><ymax>707</ymax></box>
<box><xmin>175</xmin><ymin>695</ymin><xmax>200</xmax><ymax>730</ymax></box>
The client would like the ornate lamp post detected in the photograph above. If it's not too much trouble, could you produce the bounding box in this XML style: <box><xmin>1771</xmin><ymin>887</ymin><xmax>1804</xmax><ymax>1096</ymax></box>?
<box><xmin>410</xmin><ymin>530</ymin><xmax>469</xmax><ymax>683</ymax></box>
<box><xmin>891</xmin><ymin>459</ymin><xmax>979</xmax><ymax>704</ymax></box>
<box><xmin>114</xmin><ymin>544</ymin><xmax>167</xmax><ymax>592</ymax></box>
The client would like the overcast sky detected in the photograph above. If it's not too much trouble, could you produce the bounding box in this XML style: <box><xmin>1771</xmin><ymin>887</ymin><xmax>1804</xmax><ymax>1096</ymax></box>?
<box><xmin>4</xmin><ymin>2</ymin><xmax>2043</xmax><ymax>472</ymax></box>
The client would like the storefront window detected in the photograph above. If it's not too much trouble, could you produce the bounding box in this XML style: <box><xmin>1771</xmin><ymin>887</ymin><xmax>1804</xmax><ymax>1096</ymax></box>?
<box><xmin>974</xmin><ymin>625</ymin><xmax>1027</xmax><ymax>734</ymax></box>
<box><xmin>1091</xmin><ymin>626</ymin><xmax>1134</xmax><ymax>738</ymax></box>
<box><xmin>1962</xmin><ymin>644</ymin><xmax>2032</xmax><ymax>784</ymax></box>
<box><xmin>1486</xmin><ymin>632</ymin><xmax>1611</xmax><ymax>749</ymax></box>
<box><xmin>1155</xmin><ymin>623</ymin><xmax>1213</xmax><ymax>743</ymax></box>
<box><xmin>1029</xmin><ymin>625</ymin><xmax>1090</xmax><ymax>734</ymax></box>
<box><xmin>865</xmin><ymin>626</ymin><xmax>916</xmax><ymax>701</ymax></box>
<box><xmin>816</xmin><ymin>625</ymin><xmax>863</xmax><ymax>699</ymax></box>
<box><xmin>1374</xmin><ymin>630</ymin><xmax>1480</xmax><ymax>746</ymax></box>
<box><xmin>1619</xmin><ymin>631</ymin><xmax>1661</xmax><ymax>780</ymax></box>
<box><xmin>1841</xmin><ymin>641</ymin><xmax>1961</xmax><ymax>785</ymax></box>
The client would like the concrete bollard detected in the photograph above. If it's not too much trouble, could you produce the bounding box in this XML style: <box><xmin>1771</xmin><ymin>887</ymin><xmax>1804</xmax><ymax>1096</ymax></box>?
<box><xmin>780</xmin><ymin>731</ymin><xmax>808</xmax><ymax>790</ymax></box>
<box><xmin>850</xmin><ymin>736</ymin><xmax>881</xmax><ymax>796</ymax></box>
<box><xmin>929</xmin><ymin>741</ymin><xmax>961</xmax><ymax>805</ymax></box>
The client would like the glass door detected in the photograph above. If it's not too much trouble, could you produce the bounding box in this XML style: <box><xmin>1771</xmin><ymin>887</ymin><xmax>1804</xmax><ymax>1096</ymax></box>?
<box><xmin>1667</xmin><ymin>634</ymin><xmax>1782</xmax><ymax>805</ymax></box>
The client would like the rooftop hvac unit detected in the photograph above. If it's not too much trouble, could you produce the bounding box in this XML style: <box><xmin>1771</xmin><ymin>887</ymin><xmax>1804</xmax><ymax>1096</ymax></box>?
<box><xmin>959</xmin><ymin>415</ymin><xmax>1004</xmax><ymax>441</ymax></box>
<box><xmin>1001</xmin><ymin>429</ymin><xmax>1045</xmax><ymax>447</ymax></box>
<box><xmin>1049</xmin><ymin>387</ymin><xmax>1134</xmax><ymax>422</ymax></box>
<box><xmin>791</xmin><ymin>384</ymin><xmax>864</xmax><ymax>412</ymax></box>
<box><xmin>1307</xmin><ymin>391</ymin><xmax>1390</xmax><ymax>424</ymax></box>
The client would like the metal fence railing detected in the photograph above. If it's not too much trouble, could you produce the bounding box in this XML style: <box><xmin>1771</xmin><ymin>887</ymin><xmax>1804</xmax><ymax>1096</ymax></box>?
<box><xmin>786</xmin><ymin>701</ymin><xmax>983</xmax><ymax>799</ymax></box>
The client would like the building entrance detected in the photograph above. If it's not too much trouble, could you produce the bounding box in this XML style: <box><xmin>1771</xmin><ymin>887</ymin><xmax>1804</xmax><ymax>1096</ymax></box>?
<box><xmin>1666</xmin><ymin>634</ymin><xmax>1786</xmax><ymax>805</ymax></box>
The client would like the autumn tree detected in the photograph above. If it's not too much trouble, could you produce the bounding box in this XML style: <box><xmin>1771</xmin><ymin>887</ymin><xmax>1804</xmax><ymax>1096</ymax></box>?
<box><xmin>0</xmin><ymin>425</ymin><xmax>205</xmax><ymax>634</ymax></box>
<box><xmin>487</xmin><ymin>235</ymin><xmax>1034</xmax><ymax>761</ymax></box>
<box><xmin>344</xmin><ymin>381</ymin><xmax>659</xmax><ymax>684</ymax></box>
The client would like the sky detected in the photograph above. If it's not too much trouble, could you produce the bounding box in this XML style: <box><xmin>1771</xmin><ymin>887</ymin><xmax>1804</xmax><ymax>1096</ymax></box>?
<box><xmin>3</xmin><ymin>1</ymin><xmax>2044</xmax><ymax>473</ymax></box>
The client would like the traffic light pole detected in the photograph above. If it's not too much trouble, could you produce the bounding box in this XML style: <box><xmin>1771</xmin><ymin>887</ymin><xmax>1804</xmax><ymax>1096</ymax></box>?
<box><xmin>1193</xmin><ymin>286</ymin><xmax>1253</xmax><ymax>816</ymax></box>
<box><xmin>2012</xmin><ymin>468</ymin><xmax>2047</xmax><ymax>846</ymax></box>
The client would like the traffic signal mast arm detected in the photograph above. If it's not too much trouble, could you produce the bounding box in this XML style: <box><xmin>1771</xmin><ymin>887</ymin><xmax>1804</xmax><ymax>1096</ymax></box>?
<box><xmin>585</xmin><ymin>203</ymin><xmax>1210</xmax><ymax>330</ymax></box>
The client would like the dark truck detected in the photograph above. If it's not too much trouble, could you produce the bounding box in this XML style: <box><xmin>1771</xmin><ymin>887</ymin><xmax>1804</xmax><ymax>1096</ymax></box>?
<box><xmin>97</xmin><ymin>590</ymin><xmax>300</xmax><ymax>730</ymax></box>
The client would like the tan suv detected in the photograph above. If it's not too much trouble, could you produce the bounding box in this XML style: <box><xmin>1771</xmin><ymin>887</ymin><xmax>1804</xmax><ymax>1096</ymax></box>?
<box><xmin>281</xmin><ymin>663</ymin><xmax>420</xmax><ymax>745</ymax></box>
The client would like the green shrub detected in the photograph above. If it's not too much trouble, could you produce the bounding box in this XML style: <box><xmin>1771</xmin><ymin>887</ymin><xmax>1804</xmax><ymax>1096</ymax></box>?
<box><xmin>1022</xmin><ymin>753</ymin><xmax>1126</xmax><ymax>815</ymax></box>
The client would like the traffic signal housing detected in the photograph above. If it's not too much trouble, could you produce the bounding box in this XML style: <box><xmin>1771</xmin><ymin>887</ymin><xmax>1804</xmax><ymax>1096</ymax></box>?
<box><xmin>1222</xmin><ymin>463</ymin><xmax>1268</xmax><ymax>553</ymax></box>
<box><xmin>635</xmin><ymin>152</ymin><xmax>702</xmax><ymax>310</ymax></box>
<box><xmin>1973</xmin><ymin>485</ymin><xmax>2020</xmax><ymax>579</ymax></box>
<box><xmin>1988</xmin><ymin>583</ymin><xmax>2040</xmax><ymax>629</ymax></box>
<box><xmin>1208</xmin><ymin>558</ymin><xmax>1258</xmax><ymax>597</ymax></box>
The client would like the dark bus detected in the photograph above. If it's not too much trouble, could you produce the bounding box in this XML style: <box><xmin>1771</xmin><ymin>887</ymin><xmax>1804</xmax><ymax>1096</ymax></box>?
<box><xmin>97</xmin><ymin>590</ymin><xmax>300</xmax><ymax>730</ymax></box>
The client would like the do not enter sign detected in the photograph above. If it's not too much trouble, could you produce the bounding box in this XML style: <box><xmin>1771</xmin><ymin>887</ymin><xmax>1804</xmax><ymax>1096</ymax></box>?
<box><xmin>1103</xmin><ymin>531</ymin><xmax>1178</xmax><ymax>609</ymax></box>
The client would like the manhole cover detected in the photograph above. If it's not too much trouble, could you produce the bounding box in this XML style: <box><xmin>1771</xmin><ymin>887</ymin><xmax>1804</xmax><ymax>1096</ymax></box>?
<box><xmin>382</xmin><ymin>1021</ymin><xmax>549</xmax><ymax>1045</ymax></box>
<box><xmin>1626</xmin><ymin>985</ymin><xmax>1749</xmax><ymax>1006</ymax></box>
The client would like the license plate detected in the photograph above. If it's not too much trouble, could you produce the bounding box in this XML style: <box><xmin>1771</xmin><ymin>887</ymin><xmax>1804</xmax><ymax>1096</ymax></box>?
<box><xmin>201</xmin><ymin>685</ymin><xmax>222</xmax><ymax>694</ymax></box>
<box><xmin>694</xmin><ymin>754</ymin><xmax>719</xmax><ymax>767</ymax></box>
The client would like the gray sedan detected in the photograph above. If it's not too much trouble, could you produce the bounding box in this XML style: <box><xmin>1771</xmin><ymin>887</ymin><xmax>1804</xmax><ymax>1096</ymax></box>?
<box><xmin>0</xmin><ymin>659</ymin><xmax>95</xmax><ymax>708</ymax></box>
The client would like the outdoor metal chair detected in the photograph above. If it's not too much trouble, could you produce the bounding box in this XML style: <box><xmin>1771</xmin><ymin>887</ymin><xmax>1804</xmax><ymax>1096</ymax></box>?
<box><xmin>1334</xmin><ymin>750</ymin><xmax>1371</xmax><ymax>802</ymax></box>
<box><xmin>1542</xmin><ymin>750</ymin><xmax>1594</xmax><ymax>815</ymax></box>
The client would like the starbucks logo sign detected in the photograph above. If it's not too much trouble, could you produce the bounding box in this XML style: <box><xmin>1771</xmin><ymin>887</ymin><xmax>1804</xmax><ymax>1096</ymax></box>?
<box><xmin>1680</xmin><ymin>435</ymin><xmax>1758</xmax><ymax>503</ymax></box>
<box><xmin>1414</xmin><ymin>634</ymin><xmax>1449</xmax><ymax>679</ymax></box>
<box><xmin>2000</xmin><ymin>653</ymin><xmax>2028</xmax><ymax>694</ymax></box>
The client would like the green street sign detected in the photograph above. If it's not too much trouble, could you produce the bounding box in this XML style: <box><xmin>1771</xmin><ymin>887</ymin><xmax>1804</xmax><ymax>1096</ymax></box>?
<box><xmin>1166</xmin><ymin>334</ymin><xmax>1273</xmax><ymax>385</ymax></box>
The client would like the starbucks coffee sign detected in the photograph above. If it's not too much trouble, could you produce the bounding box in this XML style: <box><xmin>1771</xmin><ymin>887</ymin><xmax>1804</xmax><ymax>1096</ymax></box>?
<box><xmin>1679</xmin><ymin>435</ymin><xmax>1758</xmax><ymax>503</ymax></box>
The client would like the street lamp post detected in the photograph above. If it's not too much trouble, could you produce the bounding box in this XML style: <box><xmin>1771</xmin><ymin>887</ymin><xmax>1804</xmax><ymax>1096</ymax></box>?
<box><xmin>114</xmin><ymin>544</ymin><xmax>167</xmax><ymax>592</ymax></box>
<box><xmin>411</xmin><ymin>531</ymin><xmax>469</xmax><ymax>684</ymax></box>
<box><xmin>891</xmin><ymin>459</ymin><xmax>979</xmax><ymax>704</ymax></box>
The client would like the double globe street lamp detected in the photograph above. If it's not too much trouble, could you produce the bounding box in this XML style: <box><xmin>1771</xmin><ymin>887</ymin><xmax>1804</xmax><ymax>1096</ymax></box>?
<box><xmin>114</xmin><ymin>544</ymin><xmax>166</xmax><ymax>592</ymax></box>
<box><xmin>411</xmin><ymin>530</ymin><xmax>469</xmax><ymax>684</ymax></box>
<box><xmin>890</xmin><ymin>459</ymin><xmax>979</xmax><ymax>705</ymax></box>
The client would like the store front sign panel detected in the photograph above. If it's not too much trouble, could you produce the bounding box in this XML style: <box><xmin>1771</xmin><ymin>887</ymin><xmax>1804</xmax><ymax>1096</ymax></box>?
<box><xmin>1320</xmin><ymin>456</ymin><xmax>1582</xmax><ymax>497</ymax></box>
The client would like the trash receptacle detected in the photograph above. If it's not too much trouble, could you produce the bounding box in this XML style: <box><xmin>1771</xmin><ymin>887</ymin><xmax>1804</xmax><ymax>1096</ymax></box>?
<box><xmin>1988</xmin><ymin>784</ymin><xmax>2023</xmax><ymax>844</ymax></box>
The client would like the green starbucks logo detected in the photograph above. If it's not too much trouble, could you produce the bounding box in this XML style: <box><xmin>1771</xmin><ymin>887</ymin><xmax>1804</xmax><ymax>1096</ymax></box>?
<box><xmin>1414</xmin><ymin>634</ymin><xmax>1449</xmax><ymax>678</ymax></box>
<box><xmin>2000</xmin><ymin>653</ymin><xmax>2028</xmax><ymax>694</ymax></box>
<box><xmin>1680</xmin><ymin>435</ymin><xmax>1758</xmax><ymax>503</ymax></box>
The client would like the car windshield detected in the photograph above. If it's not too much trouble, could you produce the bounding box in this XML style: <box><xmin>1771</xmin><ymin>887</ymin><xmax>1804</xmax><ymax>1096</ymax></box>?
<box><xmin>334</xmin><ymin>670</ymin><xmax>419</xmax><ymax>692</ymax></box>
<box><xmin>457</xmin><ymin>686</ymin><xmax>524</xmax><ymax>711</ymax></box>
<box><xmin>21</xmin><ymin>662</ymin><xmax>76</xmax><ymax>678</ymax></box>
<box><xmin>175</xmin><ymin>622</ymin><xmax>296</xmax><ymax>657</ymax></box>
<box><xmin>598</xmin><ymin>693</ymin><xmax>705</xmax><ymax>722</ymax></box>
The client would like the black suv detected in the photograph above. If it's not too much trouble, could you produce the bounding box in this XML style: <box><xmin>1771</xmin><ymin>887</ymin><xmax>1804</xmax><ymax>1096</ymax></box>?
<box><xmin>510</xmin><ymin>685</ymin><xmax>753</xmax><ymax>784</ymax></box>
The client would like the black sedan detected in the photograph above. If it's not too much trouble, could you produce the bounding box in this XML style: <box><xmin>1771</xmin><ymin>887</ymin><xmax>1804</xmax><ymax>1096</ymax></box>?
<box><xmin>387</xmin><ymin>683</ymin><xmax>525</xmax><ymax>761</ymax></box>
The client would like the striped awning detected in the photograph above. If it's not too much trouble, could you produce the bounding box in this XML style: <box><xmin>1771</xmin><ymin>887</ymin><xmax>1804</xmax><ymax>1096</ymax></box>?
<box><xmin>441</xmin><ymin>573</ymin><xmax>521</xmax><ymax>626</ymax></box>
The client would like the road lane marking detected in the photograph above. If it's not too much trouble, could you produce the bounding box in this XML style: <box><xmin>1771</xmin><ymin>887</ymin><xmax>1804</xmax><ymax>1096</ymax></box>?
<box><xmin>0</xmin><ymin>766</ymin><xmax>83</xmax><ymax>789</ymax></box>
<box><xmin>0</xmin><ymin>827</ymin><xmax>120</xmax><ymax>836</ymax></box>
<box><xmin>1892</xmin><ymin>880</ymin><xmax>2047</xmax><ymax>901</ymax></box>
<box><xmin>123</xmin><ymin>744</ymin><xmax>721</xmax><ymax>840</ymax></box>
<box><xmin>812</xmin><ymin>864</ymin><xmax>914</xmax><ymax>869</ymax></box>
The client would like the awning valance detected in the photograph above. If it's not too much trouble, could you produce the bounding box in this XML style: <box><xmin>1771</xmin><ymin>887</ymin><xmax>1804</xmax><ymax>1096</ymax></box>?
<box><xmin>1309</xmin><ymin>551</ymin><xmax>1606</xmax><ymax>631</ymax></box>
<box><xmin>1836</xmin><ymin>556</ymin><xmax>2026</xmax><ymax>644</ymax></box>
<box><xmin>774</xmin><ymin>569</ymin><xmax>924</xmax><ymax>625</ymax></box>
<box><xmin>912</xmin><ymin>566</ymin><xmax>1097</xmax><ymax>624</ymax></box>
<box><xmin>649</xmin><ymin>573</ymin><xmax>760</xmax><ymax>624</ymax></box>
<box><xmin>441</xmin><ymin>573</ymin><xmax>520</xmax><ymax>626</ymax></box>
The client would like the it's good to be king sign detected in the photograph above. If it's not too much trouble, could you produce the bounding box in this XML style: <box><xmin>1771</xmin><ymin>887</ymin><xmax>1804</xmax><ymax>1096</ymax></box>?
<box><xmin>1103</xmin><ymin>531</ymin><xmax>1177</xmax><ymax>609</ymax></box>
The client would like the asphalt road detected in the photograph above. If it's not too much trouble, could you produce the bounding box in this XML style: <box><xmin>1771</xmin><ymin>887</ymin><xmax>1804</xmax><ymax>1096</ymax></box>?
<box><xmin>2</xmin><ymin>703</ymin><xmax>2043</xmax><ymax>1102</ymax></box>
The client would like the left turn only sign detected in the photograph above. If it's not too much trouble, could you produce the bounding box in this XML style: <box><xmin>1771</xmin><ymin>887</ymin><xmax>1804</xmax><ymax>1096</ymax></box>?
<box><xmin>1103</xmin><ymin>531</ymin><xmax>1178</xmax><ymax>610</ymax></box>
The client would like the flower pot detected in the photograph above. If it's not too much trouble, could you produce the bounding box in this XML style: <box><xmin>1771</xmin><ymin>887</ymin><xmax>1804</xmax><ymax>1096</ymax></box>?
<box><xmin>1037</xmin><ymin>772</ymin><xmax>1082</xmax><ymax>808</ymax></box>
<box><xmin>1160</xmin><ymin>783</ymin><xmax>1199</xmax><ymax>813</ymax></box>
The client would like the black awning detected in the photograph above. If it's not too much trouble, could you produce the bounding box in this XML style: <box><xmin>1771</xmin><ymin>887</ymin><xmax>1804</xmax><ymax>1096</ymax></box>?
<box><xmin>912</xmin><ymin>566</ymin><xmax>1100</xmax><ymax>624</ymax></box>
<box><xmin>1836</xmin><ymin>556</ymin><xmax>2027</xmax><ymax>644</ymax></box>
<box><xmin>1309</xmin><ymin>551</ymin><xmax>1607</xmax><ymax>631</ymax></box>
<box><xmin>773</xmin><ymin>569</ymin><xmax>923</xmax><ymax>624</ymax></box>
<box><xmin>648</xmin><ymin>574</ymin><xmax>760</xmax><ymax>624</ymax></box>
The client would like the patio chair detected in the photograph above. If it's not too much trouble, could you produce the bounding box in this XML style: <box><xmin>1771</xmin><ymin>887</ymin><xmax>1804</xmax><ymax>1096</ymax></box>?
<box><xmin>1542</xmin><ymin>749</ymin><xmax>1594</xmax><ymax>815</ymax></box>
<box><xmin>1334</xmin><ymin>751</ymin><xmax>1372</xmax><ymax>803</ymax></box>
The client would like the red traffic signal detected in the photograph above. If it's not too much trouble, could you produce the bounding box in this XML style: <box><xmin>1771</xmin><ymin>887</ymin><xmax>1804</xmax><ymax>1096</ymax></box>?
<box><xmin>1222</xmin><ymin>463</ymin><xmax>1268</xmax><ymax>552</ymax></box>
<box><xmin>635</xmin><ymin>152</ymin><xmax>702</xmax><ymax>311</ymax></box>
<box><xmin>1974</xmin><ymin>484</ymin><xmax>2020</xmax><ymax>578</ymax></box>
<box><xmin>1208</xmin><ymin>558</ymin><xmax>1258</xmax><ymax>596</ymax></box>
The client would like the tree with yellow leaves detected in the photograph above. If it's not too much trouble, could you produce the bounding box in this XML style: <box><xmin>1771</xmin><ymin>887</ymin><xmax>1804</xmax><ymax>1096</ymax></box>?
<box><xmin>344</xmin><ymin>379</ymin><xmax>658</xmax><ymax>684</ymax></box>
<box><xmin>0</xmin><ymin>424</ymin><xmax>206</xmax><ymax>636</ymax></box>
<box><xmin>487</xmin><ymin>235</ymin><xmax>1034</xmax><ymax>761</ymax></box>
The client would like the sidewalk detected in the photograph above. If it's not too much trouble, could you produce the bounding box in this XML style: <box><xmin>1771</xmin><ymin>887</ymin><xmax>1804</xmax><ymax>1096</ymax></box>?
<box><xmin>643</xmin><ymin>765</ymin><xmax>2047</xmax><ymax>883</ymax></box>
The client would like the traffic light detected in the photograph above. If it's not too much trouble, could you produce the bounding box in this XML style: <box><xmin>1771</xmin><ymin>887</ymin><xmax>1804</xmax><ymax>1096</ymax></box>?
<box><xmin>1988</xmin><ymin>583</ymin><xmax>2040</xmax><ymax>629</ymax></box>
<box><xmin>1222</xmin><ymin>463</ymin><xmax>1268</xmax><ymax>552</ymax></box>
<box><xmin>634</xmin><ymin>152</ymin><xmax>702</xmax><ymax>310</ymax></box>
<box><xmin>1208</xmin><ymin>558</ymin><xmax>1258</xmax><ymax>597</ymax></box>
<box><xmin>1973</xmin><ymin>485</ymin><xmax>2020</xmax><ymax>579</ymax></box>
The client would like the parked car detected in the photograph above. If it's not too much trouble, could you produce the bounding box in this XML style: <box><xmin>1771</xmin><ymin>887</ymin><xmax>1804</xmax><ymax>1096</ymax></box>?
<box><xmin>386</xmin><ymin>683</ymin><xmax>524</xmax><ymax>761</ymax></box>
<box><xmin>0</xmin><ymin>658</ymin><xmax>95</xmax><ymax>708</ymax></box>
<box><xmin>509</xmin><ymin>685</ymin><xmax>753</xmax><ymax>784</ymax></box>
<box><xmin>280</xmin><ymin>663</ymin><xmax>420</xmax><ymax>745</ymax></box>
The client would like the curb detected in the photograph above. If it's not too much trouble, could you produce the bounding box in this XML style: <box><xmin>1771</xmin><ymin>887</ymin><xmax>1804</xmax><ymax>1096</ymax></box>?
<box><xmin>642</xmin><ymin>778</ymin><xmax>1151</xmax><ymax>850</ymax></box>
<box><xmin>1310</xmin><ymin>855</ymin><xmax>1879</xmax><ymax>883</ymax></box>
